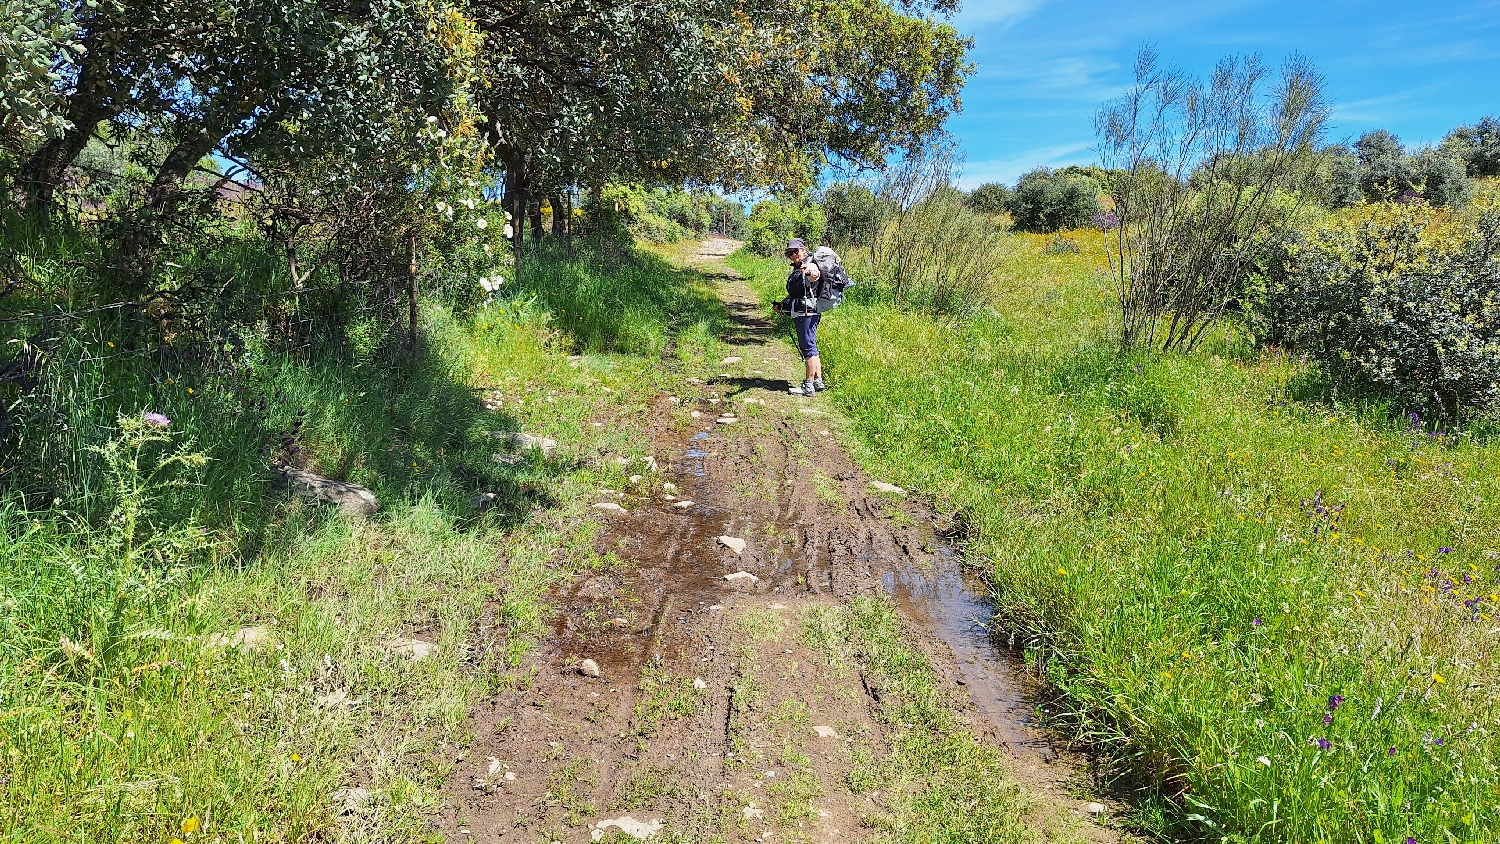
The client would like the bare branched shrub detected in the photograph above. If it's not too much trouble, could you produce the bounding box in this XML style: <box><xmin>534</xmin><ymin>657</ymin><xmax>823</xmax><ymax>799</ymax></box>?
<box><xmin>1097</xmin><ymin>49</ymin><xmax>1329</xmax><ymax>351</ymax></box>
<box><xmin>865</xmin><ymin>141</ymin><xmax>1011</xmax><ymax>316</ymax></box>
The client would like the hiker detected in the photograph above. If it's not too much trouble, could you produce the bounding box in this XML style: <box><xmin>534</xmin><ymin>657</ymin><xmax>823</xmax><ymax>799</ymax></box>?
<box><xmin>783</xmin><ymin>238</ymin><xmax>826</xmax><ymax>397</ymax></box>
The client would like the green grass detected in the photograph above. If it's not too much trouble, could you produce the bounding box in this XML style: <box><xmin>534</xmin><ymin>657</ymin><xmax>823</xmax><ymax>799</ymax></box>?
<box><xmin>1</xmin><ymin>238</ymin><xmax>727</xmax><ymax>841</ymax></box>
<box><xmin>733</xmin><ymin>235</ymin><xmax>1500</xmax><ymax>842</ymax></box>
<box><xmin>514</xmin><ymin>240</ymin><xmax>729</xmax><ymax>361</ymax></box>
<box><xmin>803</xmin><ymin>599</ymin><xmax>1031</xmax><ymax>843</ymax></box>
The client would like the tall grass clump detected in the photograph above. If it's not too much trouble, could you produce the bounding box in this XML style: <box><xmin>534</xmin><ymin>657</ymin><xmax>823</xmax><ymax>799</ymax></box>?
<box><xmin>827</xmin><ymin>142</ymin><xmax>1012</xmax><ymax>318</ymax></box>
<box><xmin>512</xmin><ymin>241</ymin><xmax>728</xmax><ymax>360</ymax></box>
<box><xmin>732</xmin><ymin>231</ymin><xmax>1500</xmax><ymax>842</ymax></box>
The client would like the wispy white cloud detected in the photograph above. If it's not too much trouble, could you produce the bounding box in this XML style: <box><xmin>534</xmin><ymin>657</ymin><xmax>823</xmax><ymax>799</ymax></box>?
<box><xmin>950</xmin><ymin>0</ymin><xmax>1049</xmax><ymax>33</ymax></box>
<box><xmin>957</xmin><ymin>141</ymin><xmax>1094</xmax><ymax>189</ymax></box>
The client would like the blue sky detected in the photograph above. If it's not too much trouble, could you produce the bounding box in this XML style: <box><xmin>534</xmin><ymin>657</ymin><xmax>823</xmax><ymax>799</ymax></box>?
<box><xmin>947</xmin><ymin>0</ymin><xmax>1500</xmax><ymax>188</ymax></box>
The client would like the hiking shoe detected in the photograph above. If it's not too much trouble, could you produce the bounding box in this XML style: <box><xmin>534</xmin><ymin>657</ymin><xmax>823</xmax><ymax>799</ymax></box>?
<box><xmin>789</xmin><ymin>379</ymin><xmax>817</xmax><ymax>397</ymax></box>
<box><xmin>813</xmin><ymin>377</ymin><xmax>827</xmax><ymax>392</ymax></box>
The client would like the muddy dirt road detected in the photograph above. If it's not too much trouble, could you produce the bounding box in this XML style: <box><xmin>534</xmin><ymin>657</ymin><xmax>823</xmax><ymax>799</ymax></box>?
<box><xmin>437</xmin><ymin>239</ymin><xmax>1123</xmax><ymax>843</ymax></box>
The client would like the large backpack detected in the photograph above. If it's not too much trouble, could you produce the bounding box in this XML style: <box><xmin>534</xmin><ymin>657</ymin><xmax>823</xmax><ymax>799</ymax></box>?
<box><xmin>810</xmin><ymin>246</ymin><xmax>852</xmax><ymax>312</ymax></box>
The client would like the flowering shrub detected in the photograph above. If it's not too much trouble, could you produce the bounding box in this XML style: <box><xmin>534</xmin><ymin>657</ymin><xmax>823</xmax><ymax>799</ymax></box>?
<box><xmin>1259</xmin><ymin>203</ymin><xmax>1500</xmax><ymax>417</ymax></box>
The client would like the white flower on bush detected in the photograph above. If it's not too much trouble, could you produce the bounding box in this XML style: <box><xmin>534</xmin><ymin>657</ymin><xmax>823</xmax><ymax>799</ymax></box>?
<box><xmin>426</xmin><ymin>115</ymin><xmax>438</xmax><ymax>124</ymax></box>
<box><xmin>462</xmin><ymin>198</ymin><xmax>477</xmax><ymax>210</ymax></box>
<box><xmin>503</xmin><ymin>223</ymin><xmax>514</xmax><ymax>239</ymax></box>
<box><xmin>479</xmin><ymin>276</ymin><xmax>503</xmax><ymax>293</ymax></box>
<box><xmin>475</xmin><ymin>218</ymin><xmax>487</xmax><ymax>229</ymax></box>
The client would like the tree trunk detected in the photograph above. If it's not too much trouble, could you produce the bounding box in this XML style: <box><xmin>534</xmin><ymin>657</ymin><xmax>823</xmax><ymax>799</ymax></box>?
<box><xmin>15</xmin><ymin>57</ymin><xmax>117</xmax><ymax>212</ymax></box>
<box><xmin>550</xmin><ymin>192</ymin><xmax>568</xmax><ymax>238</ymax></box>
<box><xmin>529</xmin><ymin>197</ymin><xmax>544</xmax><ymax>241</ymax></box>
<box><xmin>145</xmin><ymin>126</ymin><xmax>226</xmax><ymax>212</ymax></box>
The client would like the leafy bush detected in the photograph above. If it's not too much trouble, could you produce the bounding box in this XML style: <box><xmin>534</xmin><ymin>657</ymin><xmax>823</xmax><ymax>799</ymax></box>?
<box><xmin>965</xmin><ymin>182</ymin><xmax>1011</xmax><ymax>215</ymax></box>
<box><xmin>1006</xmin><ymin>167</ymin><xmax>1100</xmax><ymax>233</ymax></box>
<box><xmin>1349</xmin><ymin>130</ymin><xmax>1472</xmax><ymax>207</ymax></box>
<box><xmin>820</xmin><ymin>181</ymin><xmax>885</xmax><ymax>247</ymax></box>
<box><xmin>701</xmin><ymin>195</ymin><xmax>748</xmax><ymax>238</ymax></box>
<box><xmin>585</xmin><ymin>185</ymin><xmax>735</xmax><ymax>244</ymax></box>
<box><xmin>747</xmin><ymin>196</ymin><xmax>825</xmax><ymax>256</ymax></box>
<box><xmin>1322</xmin><ymin>146</ymin><xmax>1365</xmax><ymax>209</ymax></box>
<box><xmin>1259</xmin><ymin>203</ymin><xmax>1500</xmax><ymax>417</ymax></box>
<box><xmin>1445</xmin><ymin>116</ymin><xmax>1500</xmax><ymax>177</ymax></box>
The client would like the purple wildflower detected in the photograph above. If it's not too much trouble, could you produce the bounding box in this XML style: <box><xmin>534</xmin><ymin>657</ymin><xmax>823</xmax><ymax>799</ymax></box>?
<box><xmin>1405</xmin><ymin>838</ymin><xmax>1416</xmax><ymax>844</ymax></box>
<box><xmin>1252</xmin><ymin>618</ymin><xmax>1262</xmax><ymax>627</ymax></box>
<box><xmin>1090</xmin><ymin>210</ymin><xmax>1121</xmax><ymax>232</ymax></box>
<box><xmin>1327</xmin><ymin>695</ymin><xmax>1344</xmax><ymax>711</ymax></box>
<box><xmin>1462</xmin><ymin>573</ymin><xmax>1473</xmax><ymax>585</ymax></box>
<box><xmin>142</xmin><ymin>412</ymin><xmax>171</xmax><ymax>428</ymax></box>
<box><xmin>1311</xmin><ymin>737</ymin><xmax>1332</xmax><ymax>751</ymax></box>
<box><xmin>1438</xmin><ymin>547</ymin><xmax>1453</xmax><ymax>554</ymax></box>
<box><xmin>1388</xmin><ymin>746</ymin><xmax>1398</xmax><ymax>756</ymax></box>
<box><xmin>1435</xmin><ymin>738</ymin><xmax>1444</xmax><ymax>746</ymax></box>
<box><xmin>1323</xmin><ymin>713</ymin><xmax>1333</xmax><ymax>724</ymax></box>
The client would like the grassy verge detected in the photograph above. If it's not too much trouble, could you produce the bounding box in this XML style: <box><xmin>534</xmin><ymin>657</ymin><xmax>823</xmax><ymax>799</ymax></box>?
<box><xmin>1</xmin><ymin>242</ymin><xmax>724</xmax><ymax>841</ymax></box>
<box><xmin>803</xmin><ymin>598</ymin><xmax>1032</xmax><ymax>843</ymax></box>
<box><xmin>731</xmin><ymin>238</ymin><xmax>1500</xmax><ymax>842</ymax></box>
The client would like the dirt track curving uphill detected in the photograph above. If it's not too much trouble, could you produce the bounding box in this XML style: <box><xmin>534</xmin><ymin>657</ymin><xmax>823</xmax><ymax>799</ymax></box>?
<box><xmin>437</xmin><ymin>239</ymin><xmax>1125</xmax><ymax>843</ymax></box>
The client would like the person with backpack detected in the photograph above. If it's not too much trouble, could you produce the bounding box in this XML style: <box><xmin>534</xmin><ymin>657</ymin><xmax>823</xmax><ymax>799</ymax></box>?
<box><xmin>782</xmin><ymin>238</ymin><xmax>823</xmax><ymax>396</ymax></box>
<box><xmin>782</xmin><ymin>238</ymin><xmax>852</xmax><ymax>397</ymax></box>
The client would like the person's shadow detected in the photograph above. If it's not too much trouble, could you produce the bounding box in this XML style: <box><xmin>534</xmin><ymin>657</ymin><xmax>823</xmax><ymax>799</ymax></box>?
<box><xmin>721</xmin><ymin>375</ymin><xmax>795</xmax><ymax>398</ymax></box>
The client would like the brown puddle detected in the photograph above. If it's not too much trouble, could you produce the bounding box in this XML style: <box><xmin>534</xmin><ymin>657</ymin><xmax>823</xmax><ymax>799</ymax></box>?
<box><xmin>883</xmin><ymin>549</ymin><xmax>1046</xmax><ymax>755</ymax></box>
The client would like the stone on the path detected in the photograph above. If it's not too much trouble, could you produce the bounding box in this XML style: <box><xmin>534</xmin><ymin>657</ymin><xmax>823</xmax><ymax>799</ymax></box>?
<box><xmin>813</xmin><ymin>725</ymin><xmax>839</xmax><ymax>739</ymax></box>
<box><xmin>767</xmin><ymin>603</ymin><xmax>788</xmax><ymax>610</ymax></box>
<box><xmin>470</xmin><ymin>492</ymin><xmax>497</xmax><ymax>511</ymax></box>
<box><xmin>644</xmin><ymin>456</ymin><xmax>659</xmax><ymax>472</ymax></box>
<box><xmin>672</xmin><ymin>500</ymin><xmax>695</xmax><ymax>509</ymax></box>
<box><xmin>870</xmin><ymin>481</ymin><xmax>907</xmax><ymax>496</ymax></box>
<box><xmin>717</xmin><ymin>536</ymin><xmax>746</xmax><ymax>554</ymax></box>
<box><xmin>386</xmin><ymin>637</ymin><xmax>437</xmax><ymax>661</ymax></box>
<box><xmin>724</xmin><ymin>571</ymin><xmax>758</xmax><ymax>584</ymax></box>
<box><xmin>494</xmin><ymin>431</ymin><xmax>557</xmax><ymax>457</ymax></box>
<box><xmin>629</xmin><ymin>474</ymin><xmax>643</xmax><ymax>484</ymax></box>
<box><xmin>280</xmin><ymin>466</ymin><xmax>379</xmax><ymax>516</ymax></box>
<box><xmin>799</xmin><ymin>408</ymin><xmax>828</xmax><ymax>416</ymax></box>
<box><xmin>693</xmin><ymin>678</ymin><xmax>707</xmax><ymax>690</ymax></box>
<box><xmin>721</xmin><ymin>356</ymin><xmax>743</xmax><ymax>365</ymax></box>
<box><xmin>492</xmin><ymin>453</ymin><xmax>525</xmax><ymax>467</ymax></box>
<box><xmin>593</xmin><ymin>502</ymin><xmax>628</xmax><ymax>514</ymax></box>
<box><xmin>1082</xmin><ymin>801</ymin><xmax>1107</xmax><ymax>816</ymax></box>
<box><xmin>206</xmin><ymin>625</ymin><xmax>278</xmax><ymax>652</ymax></box>
<box><xmin>742</xmin><ymin>804</ymin><xmax>764</xmax><ymax>821</ymax></box>
<box><xmin>578</xmin><ymin>658</ymin><xmax>602</xmax><ymax>678</ymax></box>
<box><xmin>591</xmin><ymin>817</ymin><xmax>662</xmax><ymax>841</ymax></box>
<box><xmin>715</xmin><ymin>416</ymin><xmax>737</xmax><ymax>424</ymax></box>
<box><xmin>690</xmin><ymin>411</ymin><xmax>702</xmax><ymax>419</ymax></box>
